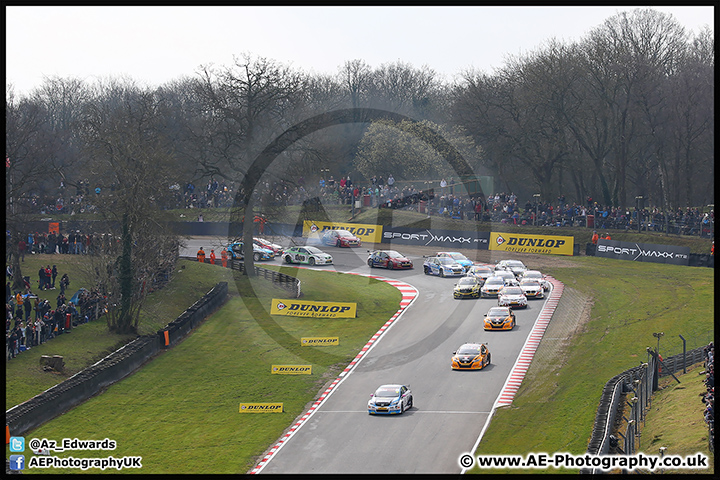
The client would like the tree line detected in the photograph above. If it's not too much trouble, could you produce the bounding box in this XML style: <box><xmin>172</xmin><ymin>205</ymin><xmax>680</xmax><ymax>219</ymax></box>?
<box><xmin>5</xmin><ymin>8</ymin><xmax>714</xmax><ymax>333</ymax></box>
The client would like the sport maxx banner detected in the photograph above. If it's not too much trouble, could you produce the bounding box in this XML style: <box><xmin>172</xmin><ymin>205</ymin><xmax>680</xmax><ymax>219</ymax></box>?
<box><xmin>595</xmin><ymin>239</ymin><xmax>690</xmax><ymax>265</ymax></box>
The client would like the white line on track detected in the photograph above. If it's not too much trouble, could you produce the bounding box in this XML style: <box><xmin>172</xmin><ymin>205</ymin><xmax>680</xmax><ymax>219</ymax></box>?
<box><xmin>317</xmin><ymin>410</ymin><xmax>494</xmax><ymax>415</ymax></box>
<box><xmin>249</xmin><ymin>268</ymin><xmax>419</xmax><ymax>474</ymax></box>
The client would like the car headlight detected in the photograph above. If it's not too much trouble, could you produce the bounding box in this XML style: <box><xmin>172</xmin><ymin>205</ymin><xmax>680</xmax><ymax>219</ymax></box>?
<box><xmin>390</xmin><ymin>398</ymin><xmax>399</xmax><ymax>405</ymax></box>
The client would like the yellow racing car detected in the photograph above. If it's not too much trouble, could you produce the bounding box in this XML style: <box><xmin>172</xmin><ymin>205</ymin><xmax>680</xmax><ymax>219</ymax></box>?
<box><xmin>483</xmin><ymin>306</ymin><xmax>516</xmax><ymax>331</ymax></box>
<box><xmin>453</xmin><ymin>276</ymin><xmax>482</xmax><ymax>299</ymax></box>
<box><xmin>451</xmin><ymin>342</ymin><xmax>491</xmax><ymax>370</ymax></box>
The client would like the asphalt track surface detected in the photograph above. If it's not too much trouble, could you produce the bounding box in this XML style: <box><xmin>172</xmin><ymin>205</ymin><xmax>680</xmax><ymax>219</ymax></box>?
<box><xmin>182</xmin><ymin>237</ymin><xmax>559</xmax><ymax>474</ymax></box>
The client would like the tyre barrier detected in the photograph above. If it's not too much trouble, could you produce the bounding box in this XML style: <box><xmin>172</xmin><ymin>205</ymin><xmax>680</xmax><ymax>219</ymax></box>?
<box><xmin>5</xmin><ymin>282</ymin><xmax>228</xmax><ymax>438</ymax></box>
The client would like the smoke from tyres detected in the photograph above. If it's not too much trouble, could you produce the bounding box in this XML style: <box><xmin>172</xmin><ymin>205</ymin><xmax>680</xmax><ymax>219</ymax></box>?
<box><xmin>232</xmin><ymin>108</ymin><xmax>484</xmax><ymax>367</ymax></box>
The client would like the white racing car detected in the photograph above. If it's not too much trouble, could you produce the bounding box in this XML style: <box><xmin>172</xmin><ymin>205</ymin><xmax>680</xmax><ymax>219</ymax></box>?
<box><xmin>283</xmin><ymin>246</ymin><xmax>333</xmax><ymax>266</ymax></box>
<box><xmin>367</xmin><ymin>384</ymin><xmax>413</xmax><ymax>415</ymax></box>
<box><xmin>518</xmin><ymin>278</ymin><xmax>545</xmax><ymax>299</ymax></box>
<box><xmin>520</xmin><ymin>270</ymin><xmax>551</xmax><ymax>291</ymax></box>
<box><xmin>497</xmin><ymin>285</ymin><xmax>528</xmax><ymax>309</ymax></box>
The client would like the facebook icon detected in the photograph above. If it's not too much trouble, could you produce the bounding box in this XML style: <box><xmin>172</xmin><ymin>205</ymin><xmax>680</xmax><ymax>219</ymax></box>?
<box><xmin>9</xmin><ymin>455</ymin><xmax>25</xmax><ymax>471</ymax></box>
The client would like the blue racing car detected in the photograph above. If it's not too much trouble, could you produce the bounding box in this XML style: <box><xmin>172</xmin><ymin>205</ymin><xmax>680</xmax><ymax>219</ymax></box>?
<box><xmin>435</xmin><ymin>251</ymin><xmax>474</xmax><ymax>272</ymax></box>
<box><xmin>228</xmin><ymin>241</ymin><xmax>274</xmax><ymax>262</ymax></box>
<box><xmin>367</xmin><ymin>384</ymin><xmax>413</xmax><ymax>415</ymax></box>
<box><xmin>423</xmin><ymin>256</ymin><xmax>465</xmax><ymax>277</ymax></box>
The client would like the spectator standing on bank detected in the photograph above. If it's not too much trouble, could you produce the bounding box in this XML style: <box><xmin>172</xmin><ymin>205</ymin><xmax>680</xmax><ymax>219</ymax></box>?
<box><xmin>33</xmin><ymin>296</ymin><xmax>42</xmax><ymax>321</ymax></box>
<box><xmin>25</xmin><ymin>321</ymin><xmax>33</xmax><ymax>348</ymax></box>
<box><xmin>54</xmin><ymin>308</ymin><xmax>64</xmax><ymax>335</ymax></box>
<box><xmin>15</xmin><ymin>292</ymin><xmax>23</xmax><ymax>319</ymax></box>
<box><xmin>23</xmin><ymin>295</ymin><xmax>31</xmax><ymax>322</ymax></box>
<box><xmin>45</xmin><ymin>265</ymin><xmax>53</xmax><ymax>289</ymax></box>
<box><xmin>59</xmin><ymin>273</ymin><xmax>69</xmax><ymax>296</ymax></box>
<box><xmin>51</xmin><ymin>265</ymin><xmax>58</xmax><ymax>288</ymax></box>
<box><xmin>18</xmin><ymin>238</ymin><xmax>27</xmax><ymax>262</ymax></box>
<box><xmin>48</xmin><ymin>232</ymin><xmax>57</xmax><ymax>254</ymax></box>
<box><xmin>37</xmin><ymin>265</ymin><xmax>45</xmax><ymax>290</ymax></box>
<box><xmin>72</xmin><ymin>232</ymin><xmax>80</xmax><ymax>254</ymax></box>
<box><xmin>8</xmin><ymin>325</ymin><xmax>19</xmax><ymax>358</ymax></box>
<box><xmin>35</xmin><ymin>316</ymin><xmax>45</xmax><ymax>345</ymax></box>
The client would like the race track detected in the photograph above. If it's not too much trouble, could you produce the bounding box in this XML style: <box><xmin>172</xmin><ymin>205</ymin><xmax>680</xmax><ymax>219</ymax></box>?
<box><xmin>182</xmin><ymin>238</ymin><xmax>561</xmax><ymax>474</ymax></box>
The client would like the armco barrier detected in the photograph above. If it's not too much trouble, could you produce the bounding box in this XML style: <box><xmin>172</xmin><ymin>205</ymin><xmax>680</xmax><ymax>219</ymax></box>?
<box><xmin>5</xmin><ymin>282</ymin><xmax>228</xmax><ymax>438</ymax></box>
<box><xmin>180</xmin><ymin>255</ymin><xmax>302</xmax><ymax>298</ymax></box>
<box><xmin>582</xmin><ymin>346</ymin><xmax>707</xmax><ymax>473</ymax></box>
<box><xmin>229</xmin><ymin>259</ymin><xmax>302</xmax><ymax>298</ymax></box>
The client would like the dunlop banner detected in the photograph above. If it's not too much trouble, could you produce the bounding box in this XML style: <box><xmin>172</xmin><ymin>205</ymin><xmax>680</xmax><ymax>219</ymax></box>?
<box><xmin>271</xmin><ymin>299</ymin><xmax>357</xmax><ymax>318</ymax></box>
<box><xmin>303</xmin><ymin>220</ymin><xmax>383</xmax><ymax>244</ymax></box>
<box><xmin>489</xmin><ymin>232</ymin><xmax>574</xmax><ymax>256</ymax></box>
<box><xmin>595</xmin><ymin>239</ymin><xmax>690</xmax><ymax>265</ymax></box>
<box><xmin>301</xmin><ymin>337</ymin><xmax>339</xmax><ymax>346</ymax></box>
<box><xmin>271</xmin><ymin>365</ymin><xmax>312</xmax><ymax>375</ymax></box>
<box><xmin>239</xmin><ymin>403</ymin><xmax>284</xmax><ymax>413</ymax></box>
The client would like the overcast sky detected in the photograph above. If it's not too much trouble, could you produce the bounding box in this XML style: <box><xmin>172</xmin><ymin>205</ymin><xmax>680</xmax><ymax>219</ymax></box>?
<box><xmin>5</xmin><ymin>6</ymin><xmax>714</xmax><ymax>97</ymax></box>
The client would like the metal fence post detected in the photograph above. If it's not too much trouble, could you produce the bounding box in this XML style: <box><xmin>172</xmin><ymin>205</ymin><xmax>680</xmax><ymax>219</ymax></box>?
<box><xmin>679</xmin><ymin>334</ymin><xmax>687</xmax><ymax>374</ymax></box>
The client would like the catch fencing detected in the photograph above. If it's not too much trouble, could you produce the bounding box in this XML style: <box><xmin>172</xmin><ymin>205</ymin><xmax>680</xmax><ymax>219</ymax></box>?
<box><xmin>582</xmin><ymin>346</ymin><xmax>707</xmax><ymax>474</ymax></box>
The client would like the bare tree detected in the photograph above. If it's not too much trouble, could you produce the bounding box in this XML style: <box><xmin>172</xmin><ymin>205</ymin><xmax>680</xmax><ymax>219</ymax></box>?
<box><xmin>5</xmin><ymin>86</ymin><xmax>65</xmax><ymax>291</ymax></box>
<box><xmin>77</xmin><ymin>79</ymin><xmax>180</xmax><ymax>333</ymax></box>
<box><xmin>194</xmin><ymin>53</ymin><xmax>309</xmax><ymax>274</ymax></box>
<box><xmin>451</xmin><ymin>40</ymin><xmax>575</xmax><ymax>201</ymax></box>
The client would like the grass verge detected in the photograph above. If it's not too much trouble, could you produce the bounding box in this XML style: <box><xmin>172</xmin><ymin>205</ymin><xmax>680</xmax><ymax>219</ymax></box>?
<box><xmin>5</xmin><ymin>257</ymin><xmax>235</xmax><ymax>410</ymax></box>
<box><xmin>638</xmin><ymin>363</ymin><xmax>714</xmax><ymax>474</ymax></box>
<box><xmin>9</xmin><ymin>264</ymin><xmax>401</xmax><ymax>474</ymax></box>
<box><xmin>466</xmin><ymin>256</ymin><xmax>714</xmax><ymax>474</ymax></box>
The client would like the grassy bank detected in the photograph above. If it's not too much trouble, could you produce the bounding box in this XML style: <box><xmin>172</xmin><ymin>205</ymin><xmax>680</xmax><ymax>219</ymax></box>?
<box><xmin>466</xmin><ymin>257</ymin><xmax>714</xmax><ymax>474</ymax></box>
<box><xmin>5</xmin><ymin>257</ymin><xmax>233</xmax><ymax>410</ymax></box>
<box><xmin>10</xmin><ymin>264</ymin><xmax>401</xmax><ymax>474</ymax></box>
<box><xmin>639</xmin><ymin>364</ymin><xmax>714</xmax><ymax>475</ymax></box>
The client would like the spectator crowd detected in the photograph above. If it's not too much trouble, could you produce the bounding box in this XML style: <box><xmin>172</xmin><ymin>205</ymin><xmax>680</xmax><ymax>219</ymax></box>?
<box><xmin>19</xmin><ymin>176</ymin><xmax>714</xmax><ymax>238</ymax></box>
<box><xmin>6</xmin><ymin>263</ymin><xmax>107</xmax><ymax>360</ymax></box>
<box><xmin>701</xmin><ymin>342</ymin><xmax>714</xmax><ymax>451</ymax></box>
